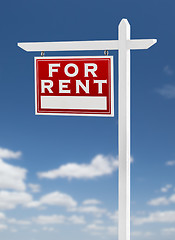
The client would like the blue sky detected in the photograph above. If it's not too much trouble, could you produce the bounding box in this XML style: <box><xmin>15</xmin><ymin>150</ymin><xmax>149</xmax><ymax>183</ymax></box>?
<box><xmin>0</xmin><ymin>0</ymin><xmax>174</xmax><ymax>239</ymax></box>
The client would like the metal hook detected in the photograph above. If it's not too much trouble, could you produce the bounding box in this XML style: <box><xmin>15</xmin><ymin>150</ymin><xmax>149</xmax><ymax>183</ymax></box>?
<box><xmin>41</xmin><ymin>51</ymin><xmax>45</xmax><ymax>57</ymax></box>
<box><xmin>104</xmin><ymin>50</ymin><xmax>109</xmax><ymax>56</ymax></box>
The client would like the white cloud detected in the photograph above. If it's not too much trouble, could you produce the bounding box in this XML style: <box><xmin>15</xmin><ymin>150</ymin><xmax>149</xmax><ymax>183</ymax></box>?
<box><xmin>34</xmin><ymin>214</ymin><xmax>85</xmax><ymax>225</ymax></box>
<box><xmin>8</xmin><ymin>218</ymin><xmax>31</xmax><ymax>225</ymax></box>
<box><xmin>93</xmin><ymin>219</ymin><xmax>104</xmax><ymax>225</ymax></box>
<box><xmin>148</xmin><ymin>197</ymin><xmax>169</xmax><ymax>206</ymax></box>
<box><xmin>0</xmin><ymin>148</ymin><xmax>21</xmax><ymax>160</ymax></box>
<box><xmin>42</xmin><ymin>227</ymin><xmax>55</xmax><ymax>232</ymax></box>
<box><xmin>39</xmin><ymin>191</ymin><xmax>77</xmax><ymax>208</ymax></box>
<box><xmin>131</xmin><ymin>231</ymin><xmax>153</xmax><ymax>237</ymax></box>
<box><xmin>34</xmin><ymin>215</ymin><xmax>66</xmax><ymax>225</ymax></box>
<box><xmin>107</xmin><ymin>226</ymin><xmax>117</xmax><ymax>235</ymax></box>
<box><xmin>84</xmin><ymin>223</ymin><xmax>117</xmax><ymax>236</ymax></box>
<box><xmin>132</xmin><ymin>211</ymin><xmax>175</xmax><ymax>225</ymax></box>
<box><xmin>0</xmin><ymin>212</ymin><xmax>6</xmax><ymax>219</ymax></box>
<box><xmin>157</xmin><ymin>84</ymin><xmax>175</xmax><ymax>99</ymax></box>
<box><xmin>38</xmin><ymin>154</ymin><xmax>119</xmax><ymax>180</ymax></box>
<box><xmin>88</xmin><ymin>231</ymin><xmax>102</xmax><ymax>236</ymax></box>
<box><xmin>169</xmin><ymin>194</ymin><xmax>175</xmax><ymax>203</ymax></box>
<box><xmin>131</xmin><ymin>231</ymin><xmax>142</xmax><ymax>237</ymax></box>
<box><xmin>28</xmin><ymin>184</ymin><xmax>41</xmax><ymax>193</ymax></box>
<box><xmin>10</xmin><ymin>228</ymin><xmax>18</xmax><ymax>233</ymax></box>
<box><xmin>166</xmin><ymin>160</ymin><xmax>175</xmax><ymax>166</ymax></box>
<box><xmin>86</xmin><ymin>223</ymin><xmax>105</xmax><ymax>231</ymax></box>
<box><xmin>0</xmin><ymin>224</ymin><xmax>7</xmax><ymax>231</ymax></box>
<box><xmin>25</xmin><ymin>200</ymin><xmax>41</xmax><ymax>208</ymax></box>
<box><xmin>147</xmin><ymin>193</ymin><xmax>175</xmax><ymax>206</ymax></box>
<box><xmin>162</xmin><ymin>227</ymin><xmax>175</xmax><ymax>234</ymax></box>
<box><xmin>0</xmin><ymin>159</ymin><xmax>27</xmax><ymax>191</ymax></box>
<box><xmin>68</xmin><ymin>215</ymin><xmax>86</xmax><ymax>224</ymax></box>
<box><xmin>0</xmin><ymin>191</ymin><xmax>32</xmax><ymax>210</ymax></box>
<box><xmin>163</xmin><ymin>65</ymin><xmax>174</xmax><ymax>76</ymax></box>
<box><xmin>70</xmin><ymin>206</ymin><xmax>107</xmax><ymax>217</ymax></box>
<box><xmin>82</xmin><ymin>199</ymin><xmax>101</xmax><ymax>205</ymax></box>
<box><xmin>108</xmin><ymin>211</ymin><xmax>118</xmax><ymax>222</ymax></box>
<box><xmin>161</xmin><ymin>184</ymin><xmax>172</xmax><ymax>192</ymax></box>
<box><xmin>25</xmin><ymin>191</ymin><xmax>77</xmax><ymax>210</ymax></box>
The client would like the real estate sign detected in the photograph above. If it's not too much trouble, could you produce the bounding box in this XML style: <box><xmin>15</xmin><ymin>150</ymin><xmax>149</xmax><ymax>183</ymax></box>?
<box><xmin>35</xmin><ymin>56</ymin><xmax>114</xmax><ymax>116</ymax></box>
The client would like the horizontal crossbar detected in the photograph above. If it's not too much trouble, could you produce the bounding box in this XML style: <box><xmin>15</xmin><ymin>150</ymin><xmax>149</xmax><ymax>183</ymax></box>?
<box><xmin>18</xmin><ymin>39</ymin><xmax>157</xmax><ymax>52</ymax></box>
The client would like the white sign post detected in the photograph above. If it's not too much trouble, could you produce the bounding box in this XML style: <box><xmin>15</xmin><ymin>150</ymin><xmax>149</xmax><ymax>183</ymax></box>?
<box><xmin>18</xmin><ymin>19</ymin><xmax>157</xmax><ymax>240</ymax></box>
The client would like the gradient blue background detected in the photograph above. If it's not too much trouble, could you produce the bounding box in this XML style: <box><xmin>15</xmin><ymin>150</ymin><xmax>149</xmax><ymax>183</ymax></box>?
<box><xmin>0</xmin><ymin>0</ymin><xmax>174</xmax><ymax>239</ymax></box>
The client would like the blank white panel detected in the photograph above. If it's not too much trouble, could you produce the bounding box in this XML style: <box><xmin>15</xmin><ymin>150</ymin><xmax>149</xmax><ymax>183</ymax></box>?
<box><xmin>41</xmin><ymin>96</ymin><xmax>107</xmax><ymax>110</ymax></box>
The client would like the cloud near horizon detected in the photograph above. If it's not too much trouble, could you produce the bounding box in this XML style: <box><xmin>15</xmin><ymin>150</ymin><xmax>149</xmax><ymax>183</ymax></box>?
<box><xmin>26</xmin><ymin>191</ymin><xmax>77</xmax><ymax>209</ymax></box>
<box><xmin>0</xmin><ymin>148</ymin><xmax>22</xmax><ymax>160</ymax></box>
<box><xmin>69</xmin><ymin>205</ymin><xmax>107</xmax><ymax>217</ymax></box>
<box><xmin>0</xmin><ymin>147</ymin><xmax>26</xmax><ymax>191</ymax></box>
<box><xmin>132</xmin><ymin>211</ymin><xmax>175</xmax><ymax>225</ymax></box>
<box><xmin>148</xmin><ymin>193</ymin><xmax>175</xmax><ymax>206</ymax></box>
<box><xmin>82</xmin><ymin>199</ymin><xmax>101</xmax><ymax>205</ymax></box>
<box><xmin>0</xmin><ymin>159</ymin><xmax>27</xmax><ymax>191</ymax></box>
<box><xmin>0</xmin><ymin>191</ymin><xmax>32</xmax><ymax>210</ymax></box>
<box><xmin>37</xmin><ymin>154</ymin><xmax>120</xmax><ymax>180</ymax></box>
<box><xmin>33</xmin><ymin>214</ymin><xmax>85</xmax><ymax>225</ymax></box>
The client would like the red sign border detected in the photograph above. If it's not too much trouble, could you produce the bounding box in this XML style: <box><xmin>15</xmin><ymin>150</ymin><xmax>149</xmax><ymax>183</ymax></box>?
<box><xmin>34</xmin><ymin>56</ymin><xmax>114</xmax><ymax>117</ymax></box>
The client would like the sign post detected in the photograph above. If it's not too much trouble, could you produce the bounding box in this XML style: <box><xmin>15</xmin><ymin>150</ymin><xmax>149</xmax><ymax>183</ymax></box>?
<box><xmin>118</xmin><ymin>19</ymin><xmax>131</xmax><ymax>240</ymax></box>
<box><xmin>18</xmin><ymin>19</ymin><xmax>157</xmax><ymax>240</ymax></box>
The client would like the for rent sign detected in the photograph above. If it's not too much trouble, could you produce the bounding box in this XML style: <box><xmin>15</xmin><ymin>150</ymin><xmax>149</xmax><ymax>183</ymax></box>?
<box><xmin>35</xmin><ymin>56</ymin><xmax>114</xmax><ymax>116</ymax></box>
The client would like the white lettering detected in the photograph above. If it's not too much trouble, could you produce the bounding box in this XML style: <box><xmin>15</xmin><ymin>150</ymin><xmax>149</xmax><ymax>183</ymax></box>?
<box><xmin>85</xmin><ymin>63</ymin><xmax>97</xmax><ymax>77</ymax></box>
<box><xmin>59</xmin><ymin>80</ymin><xmax>70</xmax><ymax>93</ymax></box>
<box><xmin>64</xmin><ymin>64</ymin><xmax>78</xmax><ymax>77</ymax></box>
<box><xmin>41</xmin><ymin>80</ymin><xmax>53</xmax><ymax>93</ymax></box>
<box><xmin>94</xmin><ymin>80</ymin><xmax>107</xmax><ymax>93</ymax></box>
<box><xmin>49</xmin><ymin>64</ymin><xmax>60</xmax><ymax>77</ymax></box>
<box><xmin>76</xmin><ymin>80</ymin><xmax>89</xmax><ymax>93</ymax></box>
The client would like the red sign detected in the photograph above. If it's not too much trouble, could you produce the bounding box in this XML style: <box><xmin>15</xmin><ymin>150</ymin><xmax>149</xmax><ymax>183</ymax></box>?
<box><xmin>35</xmin><ymin>56</ymin><xmax>114</xmax><ymax>116</ymax></box>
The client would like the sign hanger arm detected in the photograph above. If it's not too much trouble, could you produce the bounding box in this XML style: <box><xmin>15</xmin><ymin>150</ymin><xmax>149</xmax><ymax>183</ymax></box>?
<box><xmin>17</xmin><ymin>40</ymin><xmax>120</xmax><ymax>52</ymax></box>
<box><xmin>128</xmin><ymin>39</ymin><xmax>157</xmax><ymax>49</ymax></box>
